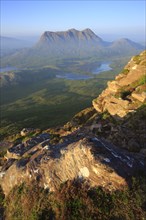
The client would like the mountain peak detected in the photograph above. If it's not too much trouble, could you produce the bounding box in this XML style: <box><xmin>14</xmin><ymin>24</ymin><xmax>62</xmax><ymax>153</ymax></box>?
<box><xmin>83</xmin><ymin>28</ymin><xmax>94</xmax><ymax>33</ymax></box>
<box><xmin>37</xmin><ymin>28</ymin><xmax>104</xmax><ymax>48</ymax></box>
<box><xmin>68</xmin><ymin>28</ymin><xmax>78</xmax><ymax>32</ymax></box>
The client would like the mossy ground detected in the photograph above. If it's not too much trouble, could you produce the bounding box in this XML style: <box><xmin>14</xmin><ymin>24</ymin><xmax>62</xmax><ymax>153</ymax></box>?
<box><xmin>1</xmin><ymin>175</ymin><xmax>146</xmax><ymax>220</ymax></box>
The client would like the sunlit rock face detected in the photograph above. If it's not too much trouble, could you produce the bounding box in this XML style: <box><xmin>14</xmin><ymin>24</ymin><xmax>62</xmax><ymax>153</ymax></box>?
<box><xmin>93</xmin><ymin>51</ymin><xmax>146</xmax><ymax>117</ymax></box>
<box><xmin>1</xmin><ymin>133</ymin><xmax>146</xmax><ymax>196</ymax></box>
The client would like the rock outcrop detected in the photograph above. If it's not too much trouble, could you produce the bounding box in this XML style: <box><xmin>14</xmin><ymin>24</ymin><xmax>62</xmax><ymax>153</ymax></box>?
<box><xmin>63</xmin><ymin>51</ymin><xmax>146</xmax><ymax>154</ymax></box>
<box><xmin>1</xmin><ymin>135</ymin><xmax>145</xmax><ymax>196</ymax></box>
<box><xmin>93</xmin><ymin>51</ymin><xmax>146</xmax><ymax>117</ymax></box>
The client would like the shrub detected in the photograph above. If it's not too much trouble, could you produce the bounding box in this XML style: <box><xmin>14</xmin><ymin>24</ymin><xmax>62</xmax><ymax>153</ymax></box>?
<box><xmin>121</xmin><ymin>69</ymin><xmax>129</xmax><ymax>74</ymax></box>
<box><xmin>133</xmin><ymin>55</ymin><xmax>141</xmax><ymax>64</ymax></box>
<box><xmin>102</xmin><ymin>111</ymin><xmax>110</xmax><ymax>120</ymax></box>
<box><xmin>138</xmin><ymin>75</ymin><xmax>146</xmax><ymax>86</ymax></box>
<box><xmin>130</xmin><ymin>75</ymin><xmax>146</xmax><ymax>89</ymax></box>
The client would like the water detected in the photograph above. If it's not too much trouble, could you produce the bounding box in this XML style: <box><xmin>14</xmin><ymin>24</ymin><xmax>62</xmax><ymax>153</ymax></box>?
<box><xmin>92</xmin><ymin>63</ymin><xmax>112</xmax><ymax>74</ymax></box>
<box><xmin>0</xmin><ymin>63</ymin><xmax>112</xmax><ymax>80</ymax></box>
<box><xmin>56</xmin><ymin>62</ymin><xmax>112</xmax><ymax>80</ymax></box>
<box><xmin>56</xmin><ymin>73</ymin><xmax>93</xmax><ymax>80</ymax></box>
<box><xmin>0</xmin><ymin>66</ymin><xmax>18</xmax><ymax>73</ymax></box>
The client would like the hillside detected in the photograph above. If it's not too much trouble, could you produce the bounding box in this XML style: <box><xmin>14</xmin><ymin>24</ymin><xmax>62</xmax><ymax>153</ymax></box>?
<box><xmin>65</xmin><ymin>51</ymin><xmax>146</xmax><ymax>153</ymax></box>
<box><xmin>1</xmin><ymin>29</ymin><xmax>144</xmax><ymax>68</ymax></box>
<box><xmin>0</xmin><ymin>36</ymin><xmax>33</xmax><ymax>57</ymax></box>
<box><xmin>93</xmin><ymin>50</ymin><xmax>146</xmax><ymax>117</ymax></box>
<box><xmin>0</xmin><ymin>51</ymin><xmax>146</xmax><ymax>219</ymax></box>
<box><xmin>0</xmin><ymin>55</ymin><xmax>129</xmax><ymax>140</ymax></box>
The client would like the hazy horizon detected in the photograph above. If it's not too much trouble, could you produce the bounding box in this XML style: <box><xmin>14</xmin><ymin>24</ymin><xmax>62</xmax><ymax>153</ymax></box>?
<box><xmin>1</xmin><ymin>0</ymin><xmax>145</xmax><ymax>43</ymax></box>
<box><xmin>1</xmin><ymin>30</ymin><xmax>145</xmax><ymax>45</ymax></box>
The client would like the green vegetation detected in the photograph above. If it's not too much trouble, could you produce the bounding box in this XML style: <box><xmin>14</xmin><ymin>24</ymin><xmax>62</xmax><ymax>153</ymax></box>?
<box><xmin>133</xmin><ymin>55</ymin><xmax>141</xmax><ymax>64</ymax></box>
<box><xmin>0</xmin><ymin>57</ymin><xmax>128</xmax><ymax>140</ymax></box>
<box><xmin>129</xmin><ymin>75</ymin><xmax>146</xmax><ymax>90</ymax></box>
<box><xmin>138</xmin><ymin>75</ymin><xmax>146</xmax><ymax>86</ymax></box>
<box><xmin>0</xmin><ymin>78</ymin><xmax>104</xmax><ymax>140</ymax></box>
<box><xmin>121</xmin><ymin>68</ymin><xmax>129</xmax><ymax>74</ymax></box>
<box><xmin>3</xmin><ymin>175</ymin><xmax>146</xmax><ymax>220</ymax></box>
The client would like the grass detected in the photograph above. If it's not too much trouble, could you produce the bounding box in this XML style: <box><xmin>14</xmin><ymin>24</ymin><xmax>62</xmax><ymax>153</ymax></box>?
<box><xmin>133</xmin><ymin>55</ymin><xmax>141</xmax><ymax>64</ymax></box>
<box><xmin>3</xmin><ymin>175</ymin><xmax>146</xmax><ymax>220</ymax></box>
<box><xmin>0</xmin><ymin>78</ymin><xmax>102</xmax><ymax>139</ymax></box>
<box><xmin>128</xmin><ymin>75</ymin><xmax>146</xmax><ymax>90</ymax></box>
<box><xmin>0</xmin><ymin>57</ymin><xmax>129</xmax><ymax>140</ymax></box>
<box><xmin>121</xmin><ymin>68</ymin><xmax>129</xmax><ymax>74</ymax></box>
<box><xmin>138</xmin><ymin>75</ymin><xmax>146</xmax><ymax>86</ymax></box>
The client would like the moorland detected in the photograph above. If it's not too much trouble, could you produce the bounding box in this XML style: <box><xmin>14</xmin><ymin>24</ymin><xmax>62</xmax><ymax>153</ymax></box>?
<box><xmin>0</xmin><ymin>56</ymin><xmax>130</xmax><ymax>139</ymax></box>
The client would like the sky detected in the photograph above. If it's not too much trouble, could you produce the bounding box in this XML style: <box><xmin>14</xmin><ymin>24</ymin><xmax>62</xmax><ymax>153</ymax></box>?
<box><xmin>1</xmin><ymin>0</ymin><xmax>145</xmax><ymax>42</ymax></box>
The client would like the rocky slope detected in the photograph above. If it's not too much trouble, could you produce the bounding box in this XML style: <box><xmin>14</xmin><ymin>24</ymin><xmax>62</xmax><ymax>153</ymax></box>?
<box><xmin>64</xmin><ymin>51</ymin><xmax>146</xmax><ymax>153</ymax></box>
<box><xmin>0</xmin><ymin>51</ymin><xmax>146</xmax><ymax>199</ymax></box>
<box><xmin>93</xmin><ymin>50</ymin><xmax>146</xmax><ymax>117</ymax></box>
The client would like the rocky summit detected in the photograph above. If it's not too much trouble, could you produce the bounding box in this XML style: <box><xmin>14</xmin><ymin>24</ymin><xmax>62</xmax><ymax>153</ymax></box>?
<box><xmin>0</xmin><ymin>51</ymin><xmax>146</xmax><ymax>199</ymax></box>
<box><xmin>2</xmin><ymin>132</ymin><xmax>145</xmax><ymax>196</ymax></box>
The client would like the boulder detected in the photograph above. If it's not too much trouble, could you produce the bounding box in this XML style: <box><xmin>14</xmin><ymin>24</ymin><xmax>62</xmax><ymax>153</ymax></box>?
<box><xmin>92</xmin><ymin>100</ymin><xmax>103</xmax><ymax>113</ymax></box>
<box><xmin>1</xmin><ymin>138</ymin><xmax>127</xmax><ymax>195</ymax></box>
<box><xmin>107</xmin><ymin>81</ymin><xmax>121</xmax><ymax>93</ymax></box>
<box><xmin>103</xmin><ymin>96</ymin><xmax>129</xmax><ymax>117</ymax></box>
<box><xmin>132</xmin><ymin>92</ymin><xmax>146</xmax><ymax>103</ymax></box>
<box><xmin>21</xmin><ymin>128</ymin><xmax>34</xmax><ymax>136</ymax></box>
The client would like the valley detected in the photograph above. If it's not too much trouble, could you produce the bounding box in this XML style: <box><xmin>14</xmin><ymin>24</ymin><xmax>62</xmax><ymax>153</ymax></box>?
<box><xmin>0</xmin><ymin>56</ymin><xmax>129</xmax><ymax>140</ymax></box>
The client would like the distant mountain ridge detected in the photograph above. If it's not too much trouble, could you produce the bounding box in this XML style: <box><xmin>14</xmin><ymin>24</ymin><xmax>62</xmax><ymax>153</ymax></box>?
<box><xmin>35</xmin><ymin>28</ymin><xmax>144</xmax><ymax>50</ymax></box>
<box><xmin>0</xmin><ymin>36</ymin><xmax>34</xmax><ymax>57</ymax></box>
<box><xmin>0</xmin><ymin>36</ymin><xmax>32</xmax><ymax>47</ymax></box>
<box><xmin>1</xmin><ymin>28</ymin><xmax>144</xmax><ymax>68</ymax></box>
<box><xmin>38</xmin><ymin>28</ymin><xmax>104</xmax><ymax>45</ymax></box>
<box><xmin>34</xmin><ymin>28</ymin><xmax>105</xmax><ymax>57</ymax></box>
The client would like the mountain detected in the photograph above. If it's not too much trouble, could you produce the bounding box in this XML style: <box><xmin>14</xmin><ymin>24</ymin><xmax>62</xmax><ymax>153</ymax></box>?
<box><xmin>108</xmin><ymin>38</ymin><xmax>144</xmax><ymax>55</ymax></box>
<box><xmin>0</xmin><ymin>51</ymin><xmax>146</xmax><ymax>219</ymax></box>
<box><xmin>0</xmin><ymin>36</ymin><xmax>33</xmax><ymax>57</ymax></box>
<box><xmin>37</xmin><ymin>28</ymin><xmax>104</xmax><ymax>46</ymax></box>
<box><xmin>32</xmin><ymin>28</ymin><xmax>105</xmax><ymax>61</ymax></box>
<box><xmin>0</xmin><ymin>29</ymin><xmax>144</xmax><ymax>68</ymax></box>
